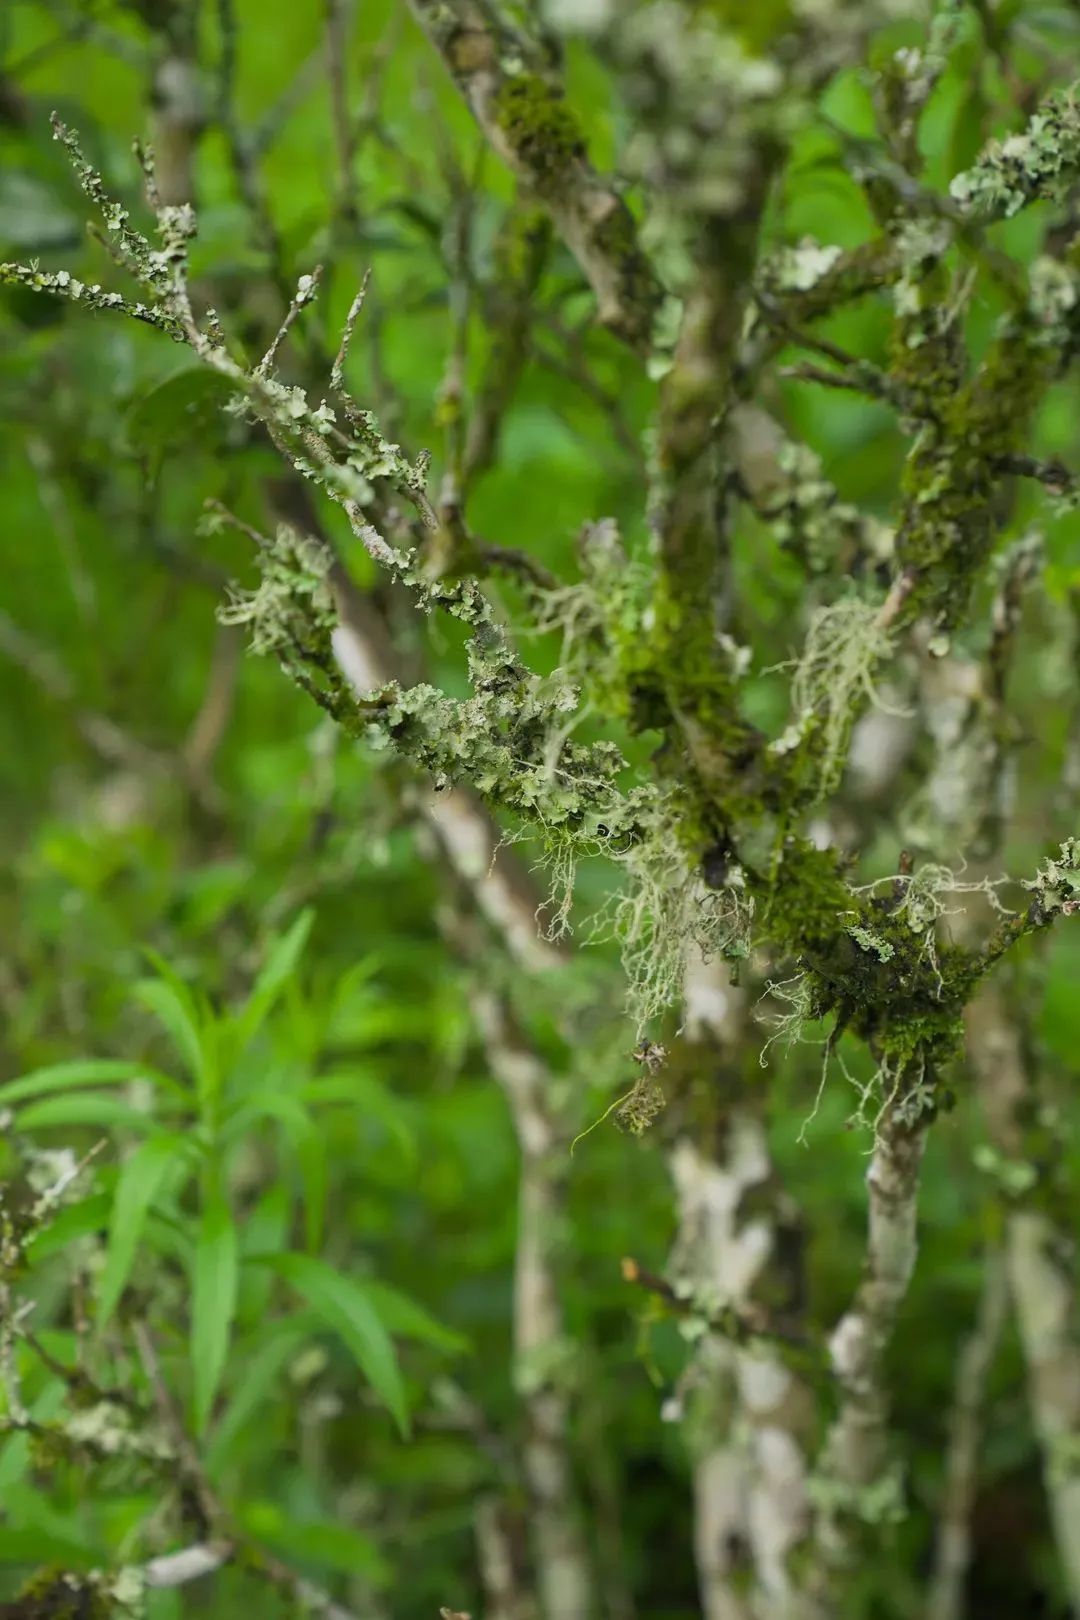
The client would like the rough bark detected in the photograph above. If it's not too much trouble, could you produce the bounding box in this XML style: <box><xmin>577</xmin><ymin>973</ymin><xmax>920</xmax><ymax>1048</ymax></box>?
<box><xmin>672</xmin><ymin>955</ymin><xmax>815</xmax><ymax>1620</ymax></box>
<box><xmin>966</xmin><ymin>985</ymin><xmax>1080</xmax><ymax>1616</ymax></box>
<box><xmin>811</xmin><ymin>1106</ymin><xmax>928</xmax><ymax>1575</ymax></box>
<box><xmin>926</xmin><ymin>1250</ymin><xmax>1008</xmax><ymax>1620</ymax></box>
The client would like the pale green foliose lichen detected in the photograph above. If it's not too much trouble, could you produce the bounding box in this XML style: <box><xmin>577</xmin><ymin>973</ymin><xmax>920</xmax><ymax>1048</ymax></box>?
<box><xmin>950</xmin><ymin>88</ymin><xmax>1080</xmax><ymax>217</ymax></box>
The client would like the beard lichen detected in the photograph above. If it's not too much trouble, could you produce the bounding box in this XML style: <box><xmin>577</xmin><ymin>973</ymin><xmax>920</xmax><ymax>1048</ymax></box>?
<box><xmin>771</xmin><ymin>593</ymin><xmax>907</xmax><ymax>800</ymax></box>
<box><xmin>525</xmin><ymin>517</ymin><xmax>660</xmax><ymax>727</ymax></box>
<box><xmin>522</xmin><ymin>783</ymin><xmax>754</xmax><ymax>1038</ymax></box>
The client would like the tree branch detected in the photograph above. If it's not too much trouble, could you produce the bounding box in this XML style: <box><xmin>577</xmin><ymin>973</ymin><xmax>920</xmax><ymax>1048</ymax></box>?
<box><xmin>407</xmin><ymin>0</ymin><xmax>662</xmax><ymax>351</ymax></box>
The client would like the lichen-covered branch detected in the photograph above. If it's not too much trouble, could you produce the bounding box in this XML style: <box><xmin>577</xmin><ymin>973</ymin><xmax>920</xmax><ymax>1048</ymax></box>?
<box><xmin>951</xmin><ymin>83</ymin><xmax>1080</xmax><ymax>219</ymax></box>
<box><xmin>0</xmin><ymin>259</ymin><xmax>187</xmax><ymax>339</ymax></box>
<box><xmin>14</xmin><ymin>107</ymin><xmax>1078</xmax><ymax>1083</ymax></box>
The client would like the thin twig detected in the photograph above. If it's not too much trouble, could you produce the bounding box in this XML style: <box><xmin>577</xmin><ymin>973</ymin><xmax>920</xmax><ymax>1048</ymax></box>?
<box><xmin>256</xmin><ymin>264</ymin><xmax>323</xmax><ymax>376</ymax></box>
<box><xmin>620</xmin><ymin>1257</ymin><xmax>811</xmax><ymax>1352</ymax></box>
<box><xmin>332</xmin><ymin>271</ymin><xmax>371</xmax><ymax>396</ymax></box>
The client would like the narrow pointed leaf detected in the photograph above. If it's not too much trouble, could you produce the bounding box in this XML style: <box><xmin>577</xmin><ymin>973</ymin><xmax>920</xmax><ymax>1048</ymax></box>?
<box><xmin>235</xmin><ymin>909</ymin><xmax>314</xmax><ymax>1053</ymax></box>
<box><xmin>134</xmin><ymin>974</ymin><xmax>205</xmax><ymax>1086</ymax></box>
<box><xmin>206</xmin><ymin>1313</ymin><xmax>319</xmax><ymax>1473</ymax></box>
<box><xmin>1</xmin><ymin>1060</ymin><xmax>183</xmax><ymax>1106</ymax></box>
<box><xmin>17</xmin><ymin>1093</ymin><xmax>164</xmax><ymax>1132</ymax></box>
<box><xmin>98</xmin><ymin>1134</ymin><xmax>186</xmax><ymax>1328</ymax></box>
<box><xmin>192</xmin><ymin>1188</ymin><xmax>239</xmax><ymax>1434</ymax></box>
<box><xmin>26</xmin><ymin>1193</ymin><xmax>111</xmax><ymax>1261</ymax></box>
<box><xmin>264</xmin><ymin>1252</ymin><xmax>409</xmax><ymax>1436</ymax></box>
<box><xmin>360</xmin><ymin>1279</ymin><xmax>468</xmax><ymax>1353</ymax></box>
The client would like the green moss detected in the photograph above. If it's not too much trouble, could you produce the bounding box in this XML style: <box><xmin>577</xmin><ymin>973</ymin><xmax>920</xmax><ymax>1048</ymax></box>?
<box><xmin>14</xmin><ymin>1570</ymin><xmax>118</xmax><ymax>1620</ymax></box>
<box><xmin>765</xmin><ymin>838</ymin><xmax>855</xmax><ymax>962</ymax></box>
<box><xmin>590</xmin><ymin>200</ymin><xmax>663</xmax><ymax>340</ymax></box>
<box><xmin>761</xmin><ymin>843</ymin><xmax>980</xmax><ymax>1124</ymax></box>
<box><xmin>493</xmin><ymin>75</ymin><xmax>586</xmax><ymax>195</ymax></box>
<box><xmin>894</xmin><ymin>315</ymin><xmax>1049</xmax><ymax>631</ymax></box>
<box><xmin>493</xmin><ymin>205</ymin><xmax>551</xmax><ymax>283</ymax></box>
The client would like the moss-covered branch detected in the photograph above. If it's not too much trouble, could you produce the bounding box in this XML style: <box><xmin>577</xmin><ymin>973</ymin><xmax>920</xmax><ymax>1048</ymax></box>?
<box><xmin>408</xmin><ymin>0</ymin><xmax>662</xmax><ymax>351</ymax></box>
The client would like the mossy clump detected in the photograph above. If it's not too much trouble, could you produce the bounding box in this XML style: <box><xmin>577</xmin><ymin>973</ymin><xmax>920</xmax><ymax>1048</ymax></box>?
<box><xmin>615</xmin><ymin>1073</ymin><xmax>667</xmax><ymax>1135</ymax></box>
<box><xmin>590</xmin><ymin>198</ymin><xmax>665</xmax><ymax>343</ymax></box>
<box><xmin>762</xmin><ymin>853</ymin><xmax>1005</xmax><ymax>1136</ymax></box>
<box><xmin>493</xmin><ymin>75</ymin><xmax>586</xmax><ymax>194</ymax></box>
<box><xmin>493</xmin><ymin>205</ymin><xmax>551</xmax><ymax>284</ymax></box>
<box><xmin>765</xmin><ymin>837</ymin><xmax>856</xmax><ymax>964</ymax></box>
<box><xmin>892</xmin><ymin>297</ymin><xmax>1050</xmax><ymax>633</ymax></box>
<box><xmin>13</xmin><ymin>1567</ymin><xmax>145</xmax><ymax>1620</ymax></box>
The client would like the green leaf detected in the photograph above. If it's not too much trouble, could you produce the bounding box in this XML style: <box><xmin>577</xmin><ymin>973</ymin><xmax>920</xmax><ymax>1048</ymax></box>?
<box><xmin>206</xmin><ymin>1313</ymin><xmax>319</xmax><ymax>1473</ymax></box>
<box><xmin>237</xmin><ymin>1502</ymin><xmax>389</xmax><ymax>1581</ymax></box>
<box><xmin>263</xmin><ymin>1253</ymin><xmax>409</xmax><ymax>1436</ymax></box>
<box><xmin>294</xmin><ymin>1122</ymin><xmax>327</xmax><ymax>1253</ymax></box>
<box><xmin>219</xmin><ymin>1090</ymin><xmax>311</xmax><ymax>1144</ymax></box>
<box><xmin>134</xmin><ymin>970</ymin><xmax>206</xmax><ymax>1085</ymax></box>
<box><xmin>137</xmin><ymin>958</ymin><xmax>221</xmax><ymax>1122</ymax></box>
<box><xmin>17</xmin><ymin>1092</ymin><xmax>165</xmax><ymax>1132</ymax></box>
<box><xmin>0</xmin><ymin>172</ymin><xmax>80</xmax><ymax>249</ymax></box>
<box><xmin>125</xmin><ymin>366</ymin><xmax>238</xmax><ymax>456</ymax></box>
<box><xmin>234</xmin><ymin>909</ymin><xmax>315</xmax><ymax>1054</ymax></box>
<box><xmin>225</xmin><ymin>1093</ymin><xmax>325</xmax><ymax>1250</ymax></box>
<box><xmin>302</xmin><ymin>1073</ymin><xmax>416</xmax><ymax>1167</ymax></box>
<box><xmin>0</xmin><ymin>1525</ymin><xmax>98</xmax><ymax>1566</ymax></box>
<box><xmin>360</xmin><ymin>1279</ymin><xmax>467</xmax><ymax>1354</ymax></box>
<box><xmin>1</xmin><ymin>1060</ymin><xmax>182</xmax><ymax>1106</ymax></box>
<box><xmin>192</xmin><ymin>1188</ymin><xmax>239</xmax><ymax>1435</ymax></box>
<box><xmin>26</xmin><ymin>1193</ymin><xmax>111</xmax><ymax>1261</ymax></box>
<box><xmin>98</xmin><ymin>1135</ymin><xmax>188</xmax><ymax>1328</ymax></box>
<box><xmin>947</xmin><ymin>84</ymin><xmax>989</xmax><ymax>179</ymax></box>
<box><xmin>144</xmin><ymin>1210</ymin><xmax>195</xmax><ymax>1271</ymax></box>
<box><xmin>0</xmin><ymin>1383</ymin><xmax>67</xmax><ymax>1491</ymax></box>
<box><xmin>236</xmin><ymin>1183</ymin><xmax>290</xmax><ymax>1322</ymax></box>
